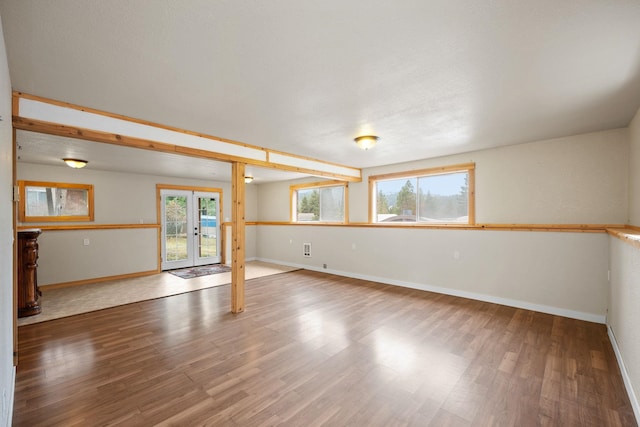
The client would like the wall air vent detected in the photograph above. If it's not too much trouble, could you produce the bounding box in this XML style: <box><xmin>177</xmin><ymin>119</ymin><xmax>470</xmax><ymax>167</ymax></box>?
<box><xmin>303</xmin><ymin>242</ymin><xmax>311</xmax><ymax>257</ymax></box>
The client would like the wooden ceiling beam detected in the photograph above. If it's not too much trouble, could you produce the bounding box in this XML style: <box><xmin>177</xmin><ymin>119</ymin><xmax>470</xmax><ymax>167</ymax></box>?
<box><xmin>12</xmin><ymin>91</ymin><xmax>362</xmax><ymax>182</ymax></box>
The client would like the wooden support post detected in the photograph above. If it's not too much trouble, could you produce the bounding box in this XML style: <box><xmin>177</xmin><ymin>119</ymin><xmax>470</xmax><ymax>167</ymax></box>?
<box><xmin>231</xmin><ymin>162</ymin><xmax>245</xmax><ymax>313</ymax></box>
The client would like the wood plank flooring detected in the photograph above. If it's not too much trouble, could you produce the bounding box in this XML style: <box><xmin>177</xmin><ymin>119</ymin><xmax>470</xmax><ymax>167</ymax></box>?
<box><xmin>14</xmin><ymin>270</ymin><xmax>637</xmax><ymax>426</ymax></box>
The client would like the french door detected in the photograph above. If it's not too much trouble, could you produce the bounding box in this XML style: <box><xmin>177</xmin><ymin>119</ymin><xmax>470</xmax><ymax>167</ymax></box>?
<box><xmin>161</xmin><ymin>189</ymin><xmax>221</xmax><ymax>270</ymax></box>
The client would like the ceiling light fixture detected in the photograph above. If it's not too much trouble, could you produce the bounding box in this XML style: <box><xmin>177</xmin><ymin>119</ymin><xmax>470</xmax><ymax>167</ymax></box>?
<box><xmin>244</xmin><ymin>175</ymin><xmax>254</xmax><ymax>184</ymax></box>
<box><xmin>63</xmin><ymin>158</ymin><xmax>88</xmax><ymax>169</ymax></box>
<box><xmin>354</xmin><ymin>135</ymin><xmax>379</xmax><ymax>150</ymax></box>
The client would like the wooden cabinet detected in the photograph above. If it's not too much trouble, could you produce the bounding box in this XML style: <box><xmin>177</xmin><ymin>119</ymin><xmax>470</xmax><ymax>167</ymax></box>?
<box><xmin>17</xmin><ymin>229</ymin><xmax>42</xmax><ymax>318</ymax></box>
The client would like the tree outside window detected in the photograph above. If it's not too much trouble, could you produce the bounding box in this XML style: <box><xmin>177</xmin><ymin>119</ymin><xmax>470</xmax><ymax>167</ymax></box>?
<box><xmin>292</xmin><ymin>181</ymin><xmax>347</xmax><ymax>223</ymax></box>
<box><xmin>371</xmin><ymin>164</ymin><xmax>474</xmax><ymax>224</ymax></box>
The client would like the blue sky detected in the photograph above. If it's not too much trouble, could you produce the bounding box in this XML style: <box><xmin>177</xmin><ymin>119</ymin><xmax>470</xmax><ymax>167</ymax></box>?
<box><xmin>377</xmin><ymin>172</ymin><xmax>466</xmax><ymax>196</ymax></box>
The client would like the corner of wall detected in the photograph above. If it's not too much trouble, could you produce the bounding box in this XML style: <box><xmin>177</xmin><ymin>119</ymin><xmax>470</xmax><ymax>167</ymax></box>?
<box><xmin>0</xmin><ymin>12</ymin><xmax>16</xmax><ymax>427</ymax></box>
<box><xmin>628</xmin><ymin>106</ymin><xmax>640</xmax><ymax>226</ymax></box>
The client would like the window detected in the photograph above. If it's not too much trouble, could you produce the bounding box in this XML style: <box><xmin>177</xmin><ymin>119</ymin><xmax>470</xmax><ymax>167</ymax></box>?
<box><xmin>290</xmin><ymin>181</ymin><xmax>348</xmax><ymax>223</ymax></box>
<box><xmin>18</xmin><ymin>181</ymin><xmax>94</xmax><ymax>222</ymax></box>
<box><xmin>370</xmin><ymin>163</ymin><xmax>475</xmax><ymax>224</ymax></box>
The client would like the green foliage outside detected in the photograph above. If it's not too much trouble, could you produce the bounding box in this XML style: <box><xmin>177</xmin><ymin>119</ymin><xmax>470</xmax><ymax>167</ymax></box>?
<box><xmin>395</xmin><ymin>180</ymin><xmax>417</xmax><ymax>215</ymax></box>
<box><xmin>164</xmin><ymin>196</ymin><xmax>218</xmax><ymax>261</ymax></box>
<box><xmin>165</xmin><ymin>196</ymin><xmax>187</xmax><ymax>234</ymax></box>
<box><xmin>377</xmin><ymin>173</ymin><xmax>469</xmax><ymax>221</ymax></box>
<box><xmin>377</xmin><ymin>190</ymin><xmax>389</xmax><ymax>214</ymax></box>
<box><xmin>297</xmin><ymin>189</ymin><xmax>320</xmax><ymax>220</ymax></box>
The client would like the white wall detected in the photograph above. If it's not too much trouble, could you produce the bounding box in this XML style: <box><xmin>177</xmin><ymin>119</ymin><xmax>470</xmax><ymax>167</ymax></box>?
<box><xmin>629</xmin><ymin>107</ymin><xmax>640</xmax><ymax>225</ymax></box>
<box><xmin>606</xmin><ymin>105</ymin><xmax>640</xmax><ymax>420</ymax></box>
<box><xmin>609</xmin><ymin>237</ymin><xmax>640</xmax><ymax>419</ymax></box>
<box><xmin>257</xmin><ymin>226</ymin><xmax>609</xmax><ymax>322</ymax></box>
<box><xmin>356</xmin><ymin>129</ymin><xmax>629</xmax><ymax>224</ymax></box>
<box><xmin>17</xmin><ymin>163</ymin><xmax>257</xmax><ymax>285</ymax></box>
<box><xmin>36</xmin><ymin>229</ymin><xmax>158</xmax><ymax>285</ymax></box>
<box><xmin>256</xmin><ymin>176</ymin><xmax>318</xmax><ymax>222</ymax></box>
<box><xmin>0</xmin><ymin>14</ymin><xmax>14</xmax><ymax>427</ymax></box>
<box><xmin>258</xmin><ymin>129</ymin><xmax>629</xmax><ymax>224</ymax></box>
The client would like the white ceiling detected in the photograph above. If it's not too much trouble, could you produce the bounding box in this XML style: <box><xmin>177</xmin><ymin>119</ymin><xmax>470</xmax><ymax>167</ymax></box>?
<box><xmin>2</xmin><ymin>1</ymin><xmax>640</xmax><ymax>182</ymax></box>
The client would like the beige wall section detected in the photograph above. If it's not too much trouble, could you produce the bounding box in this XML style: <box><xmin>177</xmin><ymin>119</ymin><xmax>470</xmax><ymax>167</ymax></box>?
<box><xmin>17</xmin><ymin>163</ymin><xmax>239</xmax><ymax>223</ymax></box>
<box><xmin>629</xmin><ymin>106</ymin><xmax>640</xmax><ymax>225</ymax></box>
<box><xmin>258</xmin><ymin>129</ymin><xmax>628</xmax><ymax>224</ymax></box>
<box><xmin>350</xmin><ymin>128</ymin><xmax>628</xmax><ymax>224</ymax></box>
<box><xmin>256</xmin><ymin>225</ymin><xmax>609</xmax><ymax>321</ymax></box>
<box><xmin>37</xmin><ymin>229</ymin><xmax>158</xmax><ymax>285</ymax></box>
<box><xmin>256</xmin><ymin>181</ymin><xmax>290</xmax><ymax>222</ymax></box>
<box><xmin>254</xmin><ymin>127</ymin><xmax>630</xmax><ymax>325</ymax></box>
<box><xmin>17</xmin><ymin>162</ymin><xmax>258</xmax><ymax>284</ymax></box>
<box><xmin>608</xmin><ymin>237</ymin><xmax>640</xmax><ymax>417</ymax></box>
<box><xmin>245</xmin><ymin>184</ymin><xmax>258</xmax><ymax>222</ymax></box>
<box><xmin>607</xmin><ymin>105</ymin><xmax>640</xmax><ymax>417</ymax></box>
<box><xmin>256</xmin><ymin>177</ymin><xmax>318</xmax><ymax>222</ymax></box>
<box><xmin>0</xmin><ymin>15</ymin><xmax>15</xmax><ymax>427</ymax></box>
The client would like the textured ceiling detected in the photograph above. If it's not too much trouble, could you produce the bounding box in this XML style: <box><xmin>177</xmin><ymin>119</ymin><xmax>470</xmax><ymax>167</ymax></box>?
<box><xmin>2</xmin><ymin>0</ymin><xmax>640</xmax><ymax>179</ymax></box>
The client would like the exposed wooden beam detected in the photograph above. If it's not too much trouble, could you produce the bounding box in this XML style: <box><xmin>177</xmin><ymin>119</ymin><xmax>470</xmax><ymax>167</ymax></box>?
<box><xmin>13</xmin><ymin>91</ymin><xmax>362</xmax><ymax>182</ymax></box>
<box><xmin>231</xmin><ymin>163</ymin><xmax>246</xmax><ymax>314</ymax></box>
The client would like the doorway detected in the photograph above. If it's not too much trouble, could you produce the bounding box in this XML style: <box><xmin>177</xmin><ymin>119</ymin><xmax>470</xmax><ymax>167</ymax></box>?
<box><xmin>160</xmin><ymin>189</ymin><xmax>221</xmax><ymax>270</ymax></box>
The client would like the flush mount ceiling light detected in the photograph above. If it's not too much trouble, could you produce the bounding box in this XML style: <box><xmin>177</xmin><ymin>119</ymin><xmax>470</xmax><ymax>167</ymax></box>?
<box><xmin>244</xmin><ymin>175</ymin><xmax>254</xmax><ymax>184</ymax></box>
<box><xmin>63</xmin><ymin>158</ymin><xmax>88</xmax><ymax>169</ymax></box>
<box><xmin>354</xmin><ymin>135</ymin><xmax>379</xmax><ymax>150</ymax></box>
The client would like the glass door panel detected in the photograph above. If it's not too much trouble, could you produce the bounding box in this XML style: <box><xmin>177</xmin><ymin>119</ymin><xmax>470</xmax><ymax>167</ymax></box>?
<box><xmin>194</xmin><ymin>192</ymin><xmax>220</xmax><ymax>266</ymax></box>
<box><xmin>161</xmin><ymin>189</ymin><xmax>220</xmax><ymax>270</ymax></box>
<box><xmin>161</xmin><ymin>191</ymin><xmax>193</xmax><ymax>270</ymax></box>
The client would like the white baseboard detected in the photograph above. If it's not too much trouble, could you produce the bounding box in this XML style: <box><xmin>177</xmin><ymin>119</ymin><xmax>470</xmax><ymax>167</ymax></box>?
<box><xmin>256</xmin><ymin>257</ymin><xmax>606</xmax><ymax>324</ymax></box>
<box><xmin>608</xmin><ymin>326</ymin><xmax>640</xmax><ymax>423</ymax></box>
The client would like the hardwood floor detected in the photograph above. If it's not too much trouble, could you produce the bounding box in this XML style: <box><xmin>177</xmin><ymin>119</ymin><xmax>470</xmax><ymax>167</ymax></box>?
<box><xmin>14</xmin><ymin>270</ymin><xmax>637</xmax><ymax>426</ymax></box>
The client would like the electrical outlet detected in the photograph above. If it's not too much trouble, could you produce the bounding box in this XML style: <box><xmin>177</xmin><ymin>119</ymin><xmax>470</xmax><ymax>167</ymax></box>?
<box><xmin>83</xmin><ymin>238</ymin><xmax>90</xmax><ymax>246</ymax></box>
<box><xmin>323</xmin><ymin>264</ymin><xmax>327</xmax><ymax>269</ymax></box>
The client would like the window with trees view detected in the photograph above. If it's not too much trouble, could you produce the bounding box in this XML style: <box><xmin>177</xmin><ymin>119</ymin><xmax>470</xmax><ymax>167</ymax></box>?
<box><xmin>291</xmin><ymin>181</ymin><xmax>347</xmax><ymax>223</ymax></box>
<box><xmin>370</xmin><ymin>163</ymin><xmax>475</xmax><ymax>224</ymax></box>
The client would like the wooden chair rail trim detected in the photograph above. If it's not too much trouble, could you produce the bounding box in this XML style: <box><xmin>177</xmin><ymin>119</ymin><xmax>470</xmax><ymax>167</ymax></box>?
<box><xmin>607</xmin><ymin>226</ymin><xmax>640</xmax><ymax>250</ymax></box>
<box><xmin>27</xmin><ymin>221</ymin><xmax>629</xmax><ymax>234</ymax></box>
<box><xmin>251</xmin><ymin>221</ymin><xmax>624</xmax><ymax>233</ymax></box>
<box><xmin>17</xmin><ymin>223</ymin><xmax>160</xmax><ymax>231</ymax></box>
